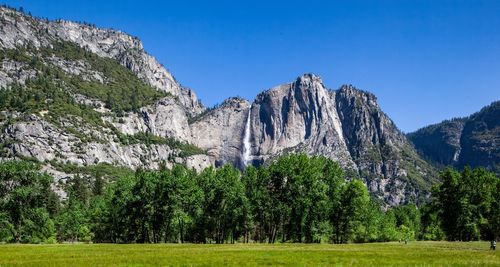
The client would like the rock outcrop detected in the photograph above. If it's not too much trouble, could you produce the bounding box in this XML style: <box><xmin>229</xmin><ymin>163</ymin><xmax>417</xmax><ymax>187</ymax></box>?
<box><xmin>190</xmin><ymin>98</ymin><xmax>250</xmax><ymax>168</ymax></box>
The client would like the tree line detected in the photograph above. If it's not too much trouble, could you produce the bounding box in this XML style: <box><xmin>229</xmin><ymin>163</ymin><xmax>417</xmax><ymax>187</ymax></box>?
<box><xmin>0</xmin><ymin>154</ymin><xmax>498</xmax><ymax>244</ymax></box>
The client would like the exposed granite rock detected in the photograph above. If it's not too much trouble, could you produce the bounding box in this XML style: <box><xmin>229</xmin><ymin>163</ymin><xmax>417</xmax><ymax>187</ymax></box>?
<box><xmin>250</xmin><ymin>74</ymin><xmax>354</xmax><ymax>169</ymax></box>
<box><xmin>336</xmin><ymin>84</ymin><xmax>407</xmax><ymax>178</ymax></box>
<box><xmin>0</xmin><ymin>59</ymin><xmax>37</xmax><ymax>88</ymax></box>
<box><xmin>101</xmin><ymin>97</ymin><xmax>193</xmax><ymax>142</ymax></box>
<box><xmin>47</xmin><ymin>56</ymin><xmax>106</xmax><ymax>83</ymax></box>
<box><xmin>0</xmin><ymin>7</ymin><xmax>211</xmax><ymax>175</ymax></box>
<box><xmin>190</xmin><ymin>97</ymin><xmax>250</xmax><ymax>168</ymax></box>
<box><xmin>408</xmin><ymin>119</ymin><xmax>466</xmax><ymax>165</ymax></box>
<box><xmin>1</xmin><ymin>114</ymin><xmax>211</xmax><ymax>172</ymax></box>
<box><xmin>0</xmin><ymin>6</ymin><xmax>204</xmax><ymax>115</ymax></box>
<box><xmin>141</xmin><ymin>97</ymin><xmax>193</xmax><ymax>142</ymax></box>
<box><xmin>193</xmin><ymin>74</ymin><xmax>436</xmax><ymax>205</ymax></box>
<box><xmin>409</xmin><ymin>101</ymin><xmax>499</xmax><ymax>175</ymax></box>
<box><xmin>0</xmin><ymin>7</ymin><xmax>445</xmax><ymax>206</ymax></box>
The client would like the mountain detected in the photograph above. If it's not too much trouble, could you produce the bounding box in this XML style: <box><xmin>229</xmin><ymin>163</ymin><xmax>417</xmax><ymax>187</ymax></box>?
<box><xmin>408</xmin><ymin>101</ymin><xmax>499</xmax><ymax>174</ymax></box>
<box><xmin>0</xmin><ymin>7</ymin><xmax>437</xmax><ymax>205</ymax></box>
<box><xmin>0</xmin><ymin>6</ymin><xmax>211</xmax><ymax>173</ymax></box>
<box><xmin>193</xmin><ymin>75</ymin><xmax>437</xmax><ymax>205</ymax></box>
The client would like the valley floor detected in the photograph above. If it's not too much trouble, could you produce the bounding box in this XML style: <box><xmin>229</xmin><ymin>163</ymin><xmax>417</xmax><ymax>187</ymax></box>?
<box><xmin>0</xmin><ymin>241</ymin><xmax>497</xmax><ymax>266</ymax></box>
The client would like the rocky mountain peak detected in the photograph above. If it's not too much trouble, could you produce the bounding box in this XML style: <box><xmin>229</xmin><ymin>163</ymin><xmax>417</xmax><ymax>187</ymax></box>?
<box><xmin>337</xmin><ymin>84</ymin><xmax>379</xmax><ymax>108</ymax></box>
<box><xmin>259</xmin><ymin>73</ymin><xmax>325</xmax><ymax>98</ymax></box>
<box><xmin>296</xmin><ymin>72</ymin><xmax>324</xmax><ymax>85</ymax></box>
<box><xmin>220</xmin><ymin>97</ymin><xmax>250</xmax><ymax>109</ymax></box>
<box><xmin>185</xmin><ymin>73</ymin><xmax>438</xmax><ymax>205</ymax></box>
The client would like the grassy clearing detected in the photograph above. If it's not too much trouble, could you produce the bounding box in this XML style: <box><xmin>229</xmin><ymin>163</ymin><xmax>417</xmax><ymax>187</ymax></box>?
<box><xmin>0</xmin><ymin>241</ymin><xmax>497</xmax><ymax>266</ymax></box>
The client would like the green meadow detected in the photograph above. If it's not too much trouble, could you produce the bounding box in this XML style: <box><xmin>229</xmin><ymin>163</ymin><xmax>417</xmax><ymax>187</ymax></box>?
<box><xmin>0</xmin><ymin>242</ymin><xmax>497</xmax><ymax>266</ymax></box>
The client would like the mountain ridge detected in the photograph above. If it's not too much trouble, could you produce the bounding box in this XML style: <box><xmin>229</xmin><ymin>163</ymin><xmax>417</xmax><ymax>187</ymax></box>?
<box><xmin>4</xmin><ymin>6</ymin><xmax>496</xmax><ymax>206</ymax></box>
<box><xmin>408</xmin><ymin>101</ymin><xmax>499</xmax><ymax>175</ymax></box>
<box><xmin>192</xmin><ymin>73</ymin><xmax>437</xmax><ymax>205</ymax></box>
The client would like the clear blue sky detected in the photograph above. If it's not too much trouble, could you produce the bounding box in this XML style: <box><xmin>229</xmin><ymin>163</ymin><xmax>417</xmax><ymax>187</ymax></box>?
<box><xmin>4</xmin><ymin>0</ymin><xmax>500</xmax><ymax>132</ymax></box>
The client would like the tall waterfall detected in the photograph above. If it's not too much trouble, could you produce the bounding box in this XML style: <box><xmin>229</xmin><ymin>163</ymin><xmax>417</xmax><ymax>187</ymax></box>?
<box><xmin>242</xmin><ymin>104</ymin><xmax>252</xmax><ymax>167</ymax></box>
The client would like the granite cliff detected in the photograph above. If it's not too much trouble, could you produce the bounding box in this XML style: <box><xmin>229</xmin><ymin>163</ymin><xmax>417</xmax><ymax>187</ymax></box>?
<box><xmin>195</xmin><ymin>74</ymin><xmax>436</xmax><ymax>205</ymax></box>
<box><xmin>409</xmin><ymin>101</ymin><xmax>499</xmax><ymax>175</ymax></box>
<box><xmin>0</xmin><ymin>7</ymin><xmax>445</xmax><ymax>205</ymax></box>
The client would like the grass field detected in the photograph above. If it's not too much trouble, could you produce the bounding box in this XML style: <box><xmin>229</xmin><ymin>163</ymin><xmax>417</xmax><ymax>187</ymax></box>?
<box><xmin>0</xmin><ymin>241</ymin><xmax>498</xmax><ymax>266</ymax></box>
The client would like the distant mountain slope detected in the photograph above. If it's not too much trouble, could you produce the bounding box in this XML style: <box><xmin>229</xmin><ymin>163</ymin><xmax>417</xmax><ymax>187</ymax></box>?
<box><xmin>408</xmin><ymin>101</ymin><xmax>499</xmax><ymax>174</ymax></box>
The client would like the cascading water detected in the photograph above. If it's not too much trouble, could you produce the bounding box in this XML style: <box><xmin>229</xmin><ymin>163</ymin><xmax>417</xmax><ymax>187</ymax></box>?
<box><xmin>242</xmin><ymin>104</ymin><xmax>252</xmax><ymax>167</ymax></box>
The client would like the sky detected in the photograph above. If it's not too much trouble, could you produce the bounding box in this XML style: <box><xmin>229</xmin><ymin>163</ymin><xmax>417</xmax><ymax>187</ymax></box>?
<box><xmin>3</xmin><ymin>0</ymin><xmax>500</xmax><ymax>132</ymax></box>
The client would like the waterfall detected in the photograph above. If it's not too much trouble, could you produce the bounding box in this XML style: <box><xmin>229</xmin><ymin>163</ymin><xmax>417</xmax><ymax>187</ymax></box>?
<box><xmin>242</xmin><ymin>104</ymin><xmax>252</xmax><ymax>167</ymax></box>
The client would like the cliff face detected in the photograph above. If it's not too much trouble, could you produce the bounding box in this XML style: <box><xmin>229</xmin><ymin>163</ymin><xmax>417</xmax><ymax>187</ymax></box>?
<box><xmin>0</xmin><ymin>7</ymin><xmax>441</xmax><ymax>205</ymax></box>
<box><xmin>190</xmin><ymin>98</ymin><xmax>250</xmax><ymax>168</ymax></box>
<box><xmin>408</xmin><ymin>119</ymin><xmax>466</xmax><ymax>165</ymax></box>
<box><xmin>194</xmin><ymin>74</ymin><xmax>436</xmax><ymax>205</ymax></box>
<box><xmin>335</xmin><ymin>85</ymin><xmax>412</xmax><ymax>178</ymax></box>
<box><xmin>409</xmin><ymin>101</ymin><xmax>499</xmax><ymax>175</ymax></box>
<box><xmin>0</xmin><ymin>7</ymin><xmax>212</xmax><ymax>176</ymax></box>
<box><xmin>249</xmin><ymin>75</ymin><xmax>353</xmax><ymax>168</ymax></box>
<box><xmin>0</xmin><ymin>7</ymin><xmax>203</xmax><ymax>114</ymax></box>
